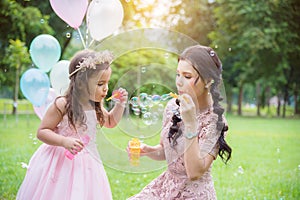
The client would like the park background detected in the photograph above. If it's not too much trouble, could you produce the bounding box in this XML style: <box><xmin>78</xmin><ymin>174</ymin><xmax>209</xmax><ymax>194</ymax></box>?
<box><xmin>0</xmin><ymin>0</ymin><xmax>299</xmax><ymax>199</ymax></box>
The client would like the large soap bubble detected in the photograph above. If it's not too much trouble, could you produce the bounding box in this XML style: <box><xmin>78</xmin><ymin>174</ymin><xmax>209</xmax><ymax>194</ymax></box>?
<box><xmin>89</xmin><ymin>28</ymin><xmax>227</xmax><ymax>173</ymax></box>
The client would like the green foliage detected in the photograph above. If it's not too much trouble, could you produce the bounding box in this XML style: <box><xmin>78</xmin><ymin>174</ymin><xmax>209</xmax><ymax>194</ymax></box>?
<box><xmin>3</xmin><ymin>39</ymin><xmax>30</xmax><ymax>100</ymax></box>
<box><xmin>174</xmin><ymin>0</ymin><xmax>216</xmax><ymax>45</ymax></box>
<box><xmin>209</xmin><ymin>0</ymin><xmax>300</xmax><ymax>115</ymax></box>
<box><xmin>0</xmin><ymin>0</ymin><xmax>53</xmax><ymax>99</ymax></box>
<box><xmin>4</xmin><ymin>39</ymin><xmax>30</xmax><ymax>67</ymax></box>
<box><xmin>16</xmin><ymin>0</ymin><xmax>74</xmax><ymax>55</ymax></box>
<box><xmin>0</xmin><ymin>0</ymin><xmax>53</xmax><ymax>50</ymax></box>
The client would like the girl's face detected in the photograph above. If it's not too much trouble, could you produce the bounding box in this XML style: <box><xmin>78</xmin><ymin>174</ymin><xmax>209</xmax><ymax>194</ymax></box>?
<box><xmin>88</xmin><ymin>67</ymin><xmax>112</xmax><ymax>102</ymax></box>
<box><xmin>176</xmin><ymin>60</ymin><xmax>206</xmax><ymax>100</ymax></box>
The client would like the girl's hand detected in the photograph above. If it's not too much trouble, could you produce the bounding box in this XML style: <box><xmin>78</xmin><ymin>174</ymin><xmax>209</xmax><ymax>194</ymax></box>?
<box><xmin>178</xmin><ymin>94</ymin><xmax>197</xmax><ymax>131</ymax></box>
<box><xmin>117</xmin><ymin>87</ymin><xmax>128</xmax><ymax>104</ymax></box>
<box><xmin>62</xmin><ymin>137</ymin><xmax>84</xmax><ymax>155</ymax></box>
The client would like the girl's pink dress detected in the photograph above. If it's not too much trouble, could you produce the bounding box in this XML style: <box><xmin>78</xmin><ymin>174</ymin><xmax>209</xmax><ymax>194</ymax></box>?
<box><xmin>17</xmin><ymin>110</ymin><xmax>112</xmax><ymax>200</ymax></box>
<box><xmin>128</xmin><ymin>99</ymin><xmax>221</xmax><ymax>200</ymax></box>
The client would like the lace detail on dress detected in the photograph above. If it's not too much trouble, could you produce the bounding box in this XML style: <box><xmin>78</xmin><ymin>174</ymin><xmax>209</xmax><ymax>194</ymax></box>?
<box><xmin>128</xmin><ymin>169</ymin><xmax>216</xmax><ymax>200</ymax></box>
<box><xmin>197</xmin><ymin>111</ymin><xmax>220</xmax><ymax>159</ymax></box>
<box><xmin>128</xmin><ymin>99</ymin><xmax>219</xmax><ymax>200</ymax></box>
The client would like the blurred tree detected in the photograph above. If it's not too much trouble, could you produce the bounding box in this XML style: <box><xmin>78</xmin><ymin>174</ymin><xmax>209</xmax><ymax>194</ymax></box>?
<box><xmin>0</xmin><ymin>0</ymin><xmax>53</xmax><ymax>100</ymax></box>
<box><xmin>121</xmin><ymin>0</ymin><xmax>215</xmax><ymax>45</ymax></box>
<box><xmin>209</xmin><ymin>0</ymin><xmax>300</xmax><ymax>117</ymax></box>
<box><xmin>17</xmin><ymin>0</ymin><xmax>74</xmax><ymax>57</ymax></box>
<box><xmin>3</xmin><ymin>39</ymin><xmax>31</xmax><ymax>114</ymax></box>
<box><xmin>172</xmin><ymin>0</ymin><xmax>215</xmax><ymax>45</ymax></box>
<box><xmin>280</xmin><ymin>0</ymin><xmax>300</xmax><ymax>116</ymax></box>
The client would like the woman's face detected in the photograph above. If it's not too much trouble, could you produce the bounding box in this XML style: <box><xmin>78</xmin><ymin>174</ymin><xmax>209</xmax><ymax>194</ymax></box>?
<box><xmin>88</xmin><ymin>67</ymin><xmax>112</xmax><ymax>102</ymax></box>
<box><xmin>176</xmin><ymin>60</ymin><xmax>206</xmax><ymax>101</ymax></box>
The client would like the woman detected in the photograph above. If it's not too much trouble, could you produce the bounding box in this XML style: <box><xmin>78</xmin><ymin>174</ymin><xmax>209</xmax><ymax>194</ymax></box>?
<box><xmin>128</xmin><ymin>45</ymin><xmax>232</xmax><ymax>199</ymax></box>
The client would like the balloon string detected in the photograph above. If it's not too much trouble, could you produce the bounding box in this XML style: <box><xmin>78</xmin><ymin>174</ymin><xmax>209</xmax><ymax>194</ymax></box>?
<box><xmin>77</xmin><ymin>28</ymin><xmax>87</xmax><ymax>49</ymax></box>
<box><xmin>85</xmin><ymin>25</ymin><xmax>89</xmax><ymax>49</ymax></box>
<box><xmin>88</xmin><ymin>39</ymin><xmax>94</xmax><ymax>48</ymax></box>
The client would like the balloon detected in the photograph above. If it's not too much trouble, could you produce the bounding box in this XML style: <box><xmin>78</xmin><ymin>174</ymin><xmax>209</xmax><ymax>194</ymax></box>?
<box><xmin>30</xmin><ymin>34</ymin><xmax>61</xmax><ymax>72</ymax></box>
<box><xmin>20</xmin><ymin>68</ymin><xmax>50</xmax><ymax>106</ymax></box>
<box><xmin>50</xmin><ymin>60</ymin><xmax>70</xmax><ymax>95</ymax></box>
<box><xmin>87</xmin><ymin>0</ymin><xmax>124</xmax><ymax>41</ymax></box>
<box><xmin>50</xmin><ymin>0</ymin><xmax>88</xmax><ymax>29</ymax></box>
<box><xmin>33</xmin><ymin>88</ymin><xmax>57</xmax><ymax>120</ymax></box>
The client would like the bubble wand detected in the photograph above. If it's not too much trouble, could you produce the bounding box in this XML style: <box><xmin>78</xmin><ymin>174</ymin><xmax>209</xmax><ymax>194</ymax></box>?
<box><xmin>169</xmin><ymin>92</ymin><xmax>178</xmax><ymax>99</ymax></box>
<box><xmin>106</xmin><ymin>90</ymin><xmax>122</xmax><ymax>102</ymax></box>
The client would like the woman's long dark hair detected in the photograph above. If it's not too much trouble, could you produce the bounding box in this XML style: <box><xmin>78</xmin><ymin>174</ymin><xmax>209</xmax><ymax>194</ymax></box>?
<box><xmin>167</xmin><ymin>99</ymin><xmax>182</xmax><ymax>146</ymax></box>
<box><xmin>168</xmin><ymin>45</ymin><xmax>232</xmax><ymax>164</ymax></box>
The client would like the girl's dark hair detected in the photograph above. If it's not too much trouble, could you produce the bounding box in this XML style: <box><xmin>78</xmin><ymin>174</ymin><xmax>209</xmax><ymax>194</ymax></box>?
<box><xmin>168</xmin><ymin>45</ymin><xmax>232</xmax><ymax>163</ymax></box>
<box><xmin>62</xmin><ymin>50</ymin><xmax>110</xmax><ymax>130</ymax></box>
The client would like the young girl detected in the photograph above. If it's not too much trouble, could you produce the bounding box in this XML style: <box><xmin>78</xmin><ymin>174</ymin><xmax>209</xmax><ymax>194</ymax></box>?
<box><xmin>17</xmin><ymin>50</ymin><xmax>128</xmax><ymax>200</ymax></box>
<box><xmin>128</xmin><ymin>45</ymin><xmax>232</xmax><ymax>199</ymax></box>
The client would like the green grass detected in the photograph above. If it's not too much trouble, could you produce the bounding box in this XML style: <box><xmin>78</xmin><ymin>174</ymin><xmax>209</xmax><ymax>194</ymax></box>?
<box><xmin>230</xmin><ymin>104</ymin><xmax>296</xmax><ymax>118</ymax></box>
<box><xmin>0</xmin><ymin>114</ymin><xmax>299</xmax><ymax>199</ymax></box>
<box><xmin>0</xmin><ymin>99</ymin><xmax>34</xmax><ymax>115</ymax></box>
<box><xmin>212</xmin><ymin>116</ymin><xmax>300</xmax><ymax>199</ymax></box>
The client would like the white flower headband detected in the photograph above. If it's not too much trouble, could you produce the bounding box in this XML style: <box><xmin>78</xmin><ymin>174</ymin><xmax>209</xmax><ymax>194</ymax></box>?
<box><xmin>69</xmin><ymin>50</ymin><xmax>114</xmax><ymax>78</ymax></box>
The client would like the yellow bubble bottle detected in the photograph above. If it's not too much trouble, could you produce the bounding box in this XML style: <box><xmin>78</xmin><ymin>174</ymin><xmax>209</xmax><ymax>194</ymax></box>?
<box><xmin>129</xmin><ymin>138</ymin><xmax>141</xmax><ymax>166</ymax></box>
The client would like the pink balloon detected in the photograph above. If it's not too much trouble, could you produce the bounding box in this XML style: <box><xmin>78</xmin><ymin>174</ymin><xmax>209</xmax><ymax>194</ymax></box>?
<box><xmin>50</xmin><ymin>0</ymin><xmax>88</xmax><ymax>29</ymax></box>
<box><xmin>33</xmin><ymin>88</ymin><xmax>58</xmax><ymax>120</ymax></box>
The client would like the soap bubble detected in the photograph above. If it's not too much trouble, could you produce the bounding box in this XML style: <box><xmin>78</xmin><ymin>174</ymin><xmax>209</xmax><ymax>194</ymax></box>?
<box><xmin>142</xmin><ymin>112</ymin><xmax>152</xmax><ymax>125</ymax></box>
<box><xmin>90</xmin><ymin>28</ymin><xmax>227</xmax><ymax>173</ymax></box>
<box><xmin>151</xmin><ymin>95</ymin><xmax>161</xmax><ymax>104</ymax></box>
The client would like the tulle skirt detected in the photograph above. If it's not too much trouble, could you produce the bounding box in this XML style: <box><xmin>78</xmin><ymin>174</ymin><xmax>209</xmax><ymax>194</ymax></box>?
<box><xmin>16</xmin><ymin>144</ymin><xmax>112</xmax><ymax>200</ymax></box>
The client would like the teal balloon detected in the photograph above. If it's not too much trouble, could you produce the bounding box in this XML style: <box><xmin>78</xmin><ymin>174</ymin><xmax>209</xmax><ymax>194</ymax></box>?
<box><xmin>30</xmin><ymin>34</ymin><xmax>61</xmax><ymax>72</ymax></box>
<box><xmin>20</xmin><ymin>68</ymin><xmax>50</xmax><ymax>106</ymax></box>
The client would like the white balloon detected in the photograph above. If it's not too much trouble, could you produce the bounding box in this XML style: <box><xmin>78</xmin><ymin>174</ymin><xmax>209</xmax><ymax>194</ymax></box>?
<box><xmin>50</xmin><ymin>60</ymin><xmax>70</xmax><ymax>95</ymax></box>
<box><xmin>87</xmin><ymin>0</ymin><xmax>124</xmax><ymax>41</ymax></box>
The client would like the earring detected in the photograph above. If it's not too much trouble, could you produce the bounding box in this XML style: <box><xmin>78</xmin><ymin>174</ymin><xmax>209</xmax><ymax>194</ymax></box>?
<box><xmin>205</xmin><ymin>80</ymin><xmax>214</xmax><ymax>88</ymax></box>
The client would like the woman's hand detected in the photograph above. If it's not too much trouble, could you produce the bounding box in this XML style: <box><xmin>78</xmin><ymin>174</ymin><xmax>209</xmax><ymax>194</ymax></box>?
<box><xmin>62</xmin><ymin>137</ymin><xmax>84</xmax><ymax>155</ymax></box>
<box><xmin>139</xmin><ymin>143</ymin><xmax>149</xmax><ymax>156</ymax></box>
<box><xmin>126</xmin><ymin>142</ymin><xmax>166</xmax><ymax>161</ymax></box>
<box><xmin>117</xmin><ymin>87</ymin><xmax>128</xmax><ymax>105</ymax></box>
<box><xmin>178</xmin><ymin>94</ymin><xmax>197</xmax><ymax>131</ymax></box>
<box><xmin>126</xmin><ymin>141</ymin><xmax>145</xmax><ymax>156</ymax></box>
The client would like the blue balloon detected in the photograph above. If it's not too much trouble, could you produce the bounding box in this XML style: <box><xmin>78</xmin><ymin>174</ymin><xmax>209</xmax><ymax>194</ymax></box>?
<box><xmin>30</xmin><ymin>34</ymin><xmax>61</xmax><ymax>72</ymax></box>
<box><xmin>20</xmin><ymin>68</ymin><xmax>50</xmax><ymax>106</ymax></box>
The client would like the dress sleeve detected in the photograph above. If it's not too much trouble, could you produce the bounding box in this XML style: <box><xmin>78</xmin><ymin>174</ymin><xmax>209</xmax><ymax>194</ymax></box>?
<box><xmin>198</xmin><ymin>113</ymin><xmax>221</xmax><ymax>159</ymax></box>
<box><xmin>208</xmin><ymin>142</ymin><xmax>219</xmax><ymax>159</ymax></box>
